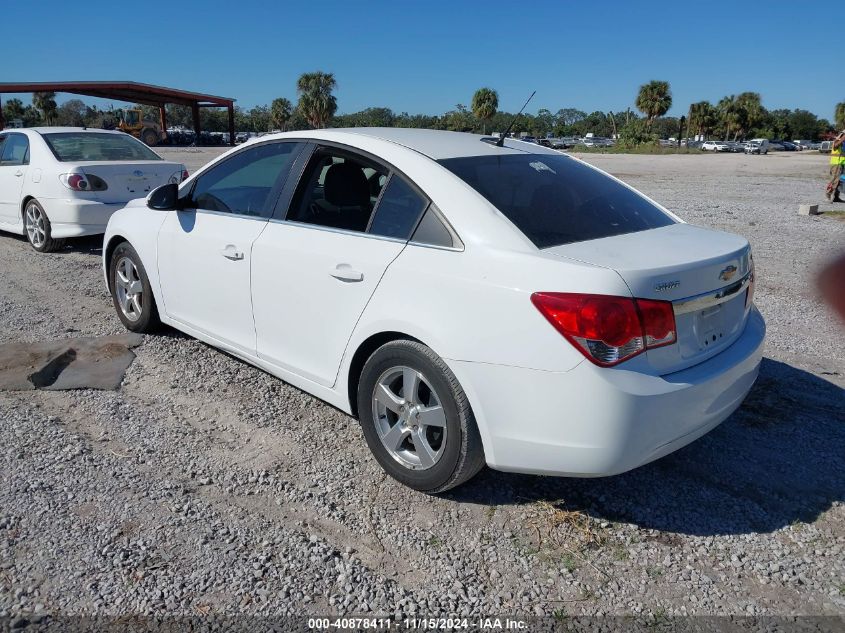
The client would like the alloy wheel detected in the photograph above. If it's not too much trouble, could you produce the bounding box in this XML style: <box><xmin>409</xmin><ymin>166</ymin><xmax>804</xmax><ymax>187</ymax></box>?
<box><xmin>114</xmin><ymin>256</ymin><xmax>144</xmax><ymax>322</ymax></box>
<box><xmin>372</xmin><ymin>366</ymin><xmax>448</xmax><ymax>470</ymax></box>
<box><xmin>24</xmin><ymin>203</ymin><xmax>46</xmax><ymax>248</ymax></box>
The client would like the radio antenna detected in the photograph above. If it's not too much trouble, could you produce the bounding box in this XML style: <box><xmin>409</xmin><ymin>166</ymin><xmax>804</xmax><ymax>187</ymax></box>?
<box><xmin>496</xmin><ymin>91</ymin><xmax>536</xmax><ymax>147</ymax></box>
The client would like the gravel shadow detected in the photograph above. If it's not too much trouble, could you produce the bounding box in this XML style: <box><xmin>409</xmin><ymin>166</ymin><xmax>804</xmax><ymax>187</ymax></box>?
<box><xmin>447</xmin><ymin>357</ymin><xmax>844</xmax><ymax>536</ymax></box>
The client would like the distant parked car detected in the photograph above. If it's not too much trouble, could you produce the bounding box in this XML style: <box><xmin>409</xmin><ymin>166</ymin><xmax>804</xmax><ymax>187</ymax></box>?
<box><xmin>767</xmin><ymin>142</ymin><xmax>786</xmax><ymax>152</ymax></box>
<box><xmin>701</xmin><ymin>141</ymin><xmax>731</xmax><ymax>152</ymax></box>
<box><xmin>727</xmin><ymin>141</ymin><xmax>745</xmax><ymax>153</ymax></box>
<box><xmin>744</xmin><ymin>139</ymin><xmax>769</xmax><ymax>155</ymax></box>
<box><xmin>820</xmin><ymin>141</ymin><xmax>833</xmax><ymax>153</ymax></box>
<box><xmin>0</xmin><ymin>128</ymin><xmax>187</xmax><ymax>252</ymax></box>
<box><xmin>778</xmin><ymin>141</ymin><xmax>798</xmax><ymax>151</ymax></box>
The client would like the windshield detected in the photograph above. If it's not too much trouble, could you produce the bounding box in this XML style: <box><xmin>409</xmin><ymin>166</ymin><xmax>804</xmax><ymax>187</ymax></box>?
<box><xmin>439</xmin><ymin>153</ymin><xmax>675</xmax><ymax>248</ymax></box>
<box><xmin>43</xmin><ymin>132</ymin><xmax>161</xmax><ymax>162</ymax></box>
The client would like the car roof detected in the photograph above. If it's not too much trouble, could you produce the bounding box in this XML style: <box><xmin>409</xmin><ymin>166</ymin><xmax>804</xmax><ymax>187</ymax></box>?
<box><xmin>261</xmin><ymin>127</ymin><xmax>562</xmax><ymax>160</ymax></box>
<box><xmin>10</xmin><ymin>127</ymin><xmax>129</xmax><ymax>136</ymax></box>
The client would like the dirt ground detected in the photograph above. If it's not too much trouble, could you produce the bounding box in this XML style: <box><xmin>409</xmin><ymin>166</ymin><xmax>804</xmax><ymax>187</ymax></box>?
<box><xmin>0</xmin><ymin>147</ymin><xmax>842</xmax><ymax>621</ymax></box>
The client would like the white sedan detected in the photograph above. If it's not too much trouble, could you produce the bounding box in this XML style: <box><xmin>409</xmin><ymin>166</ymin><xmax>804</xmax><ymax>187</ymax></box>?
<box><xmin>103</xmin><ymin>128</ymin><xmax>765</xmax><ymax>492</ymax></box>
<box><xmin>0</xmin><ymin>127</ymin><xmax>186</xmax><ymax>252</ymax></box>
<box><xmin>701</xmin><ymin>140</ymin><xmax>732</xmax><ymax>152</ymax></box>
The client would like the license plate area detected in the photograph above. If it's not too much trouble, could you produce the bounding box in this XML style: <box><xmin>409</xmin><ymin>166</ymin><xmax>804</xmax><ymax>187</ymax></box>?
<box><xmin>694</xmin><ymin>304</ymin><xmax>727</xmax><ymax>351</ymax></box>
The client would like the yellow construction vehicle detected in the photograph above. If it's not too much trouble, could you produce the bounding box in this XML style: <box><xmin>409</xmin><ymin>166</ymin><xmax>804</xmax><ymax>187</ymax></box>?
<box><xmin>116</xmin><ymin>108</ymin><xmax>167</xmax><ymax>146</ymax></box>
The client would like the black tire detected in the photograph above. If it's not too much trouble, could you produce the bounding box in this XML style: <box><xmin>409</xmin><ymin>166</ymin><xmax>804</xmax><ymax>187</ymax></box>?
<box><xmin>23</xmin><ymin>199</ymin><xmax>65</xmax><ymax>253</ymax></box>
<box><xmin>108</xmin><ymin>242</ymin><xmax>160</xmax><ymax>333</ymax></box>
<box><xmin>357</xmin><ymin>340</ymin><xmax>485</xmax><ymax>493</ymax></box>
<box><xmin>142</xmin><ymin>129</ymin><xmax>159</xmax><ymax>146</ymax></box>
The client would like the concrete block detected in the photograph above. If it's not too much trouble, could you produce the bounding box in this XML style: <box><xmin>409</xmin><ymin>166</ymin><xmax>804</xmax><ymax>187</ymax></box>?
<box><xmin>798</xmin><ymin>204</ymin><xmax>819</xmax><ymax>216</ymax></box>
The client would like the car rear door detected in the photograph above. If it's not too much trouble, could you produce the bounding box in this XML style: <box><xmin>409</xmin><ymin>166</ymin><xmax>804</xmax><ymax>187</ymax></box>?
<box><xmin>0</xmin><ymin>133</ymin><xmax>29</xmax><ymax>226</ymax></box>
<box><xmin>156</xmin><ymin>141</ymin><xmax>304</xmax><ymax>354</ymax></box>
<box><xmin>252</xmin><ymin>144</ymin><xmax>430</xmax><ymax>387</ymax></box>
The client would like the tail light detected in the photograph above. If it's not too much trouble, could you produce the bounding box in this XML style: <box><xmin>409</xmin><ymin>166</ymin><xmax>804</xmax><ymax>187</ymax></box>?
<box><xmin>745</xmin><ymin>256</ymin><xmax>755</xmax><ymax>309</ymax></box>
<box><xmin>169</xmin><ymin>169</ymin><xmax>190</xmax><ymax>184</ymax></box>
<box><xmin>531</xmin><ymin>293</ymin><xmax>677</xmax><ymax>367</ymax></box>
<box><xmin>59</xmin><ymin>172</ymin><xmax>107</xmax><ymax>192</ymax></box>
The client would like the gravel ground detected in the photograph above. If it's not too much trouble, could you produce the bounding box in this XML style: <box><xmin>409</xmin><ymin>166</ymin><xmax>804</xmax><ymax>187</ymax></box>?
<box><xmin>0</xmin><ymin>148</ymin><xmax>843</xmax><ymax>623</ymax></box>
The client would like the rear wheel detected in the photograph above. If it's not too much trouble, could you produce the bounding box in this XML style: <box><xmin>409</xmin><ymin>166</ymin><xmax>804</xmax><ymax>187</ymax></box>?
<box><xmin>109</xmin><ymin>242</ymin><xmax>160</xmax><ymax>332</ymax></box>
<box><xmin>24</xmin><ymin>199</ymin><xmax>65</xmax><ymax>253</ymax></box>
<box><xmin>142</xmin><ymin>128</ymin><xmax>159</xmax><ymax>146</ymax></box>
<box><xmin>357</xmin><ymin>340</ymin><xmax>485</xmax><ymax>493</ymax></box>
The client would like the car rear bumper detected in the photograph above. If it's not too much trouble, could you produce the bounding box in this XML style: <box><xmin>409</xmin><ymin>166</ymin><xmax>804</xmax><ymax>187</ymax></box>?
<box><xmin>451</xmin><ymin>306</ymin><xmax>765</xmax><ymax>477</ymax></box>
<box><xmin>39</xmin><ymin>199</ymin><xmax>127</xmax><ymax>238</ymax></box>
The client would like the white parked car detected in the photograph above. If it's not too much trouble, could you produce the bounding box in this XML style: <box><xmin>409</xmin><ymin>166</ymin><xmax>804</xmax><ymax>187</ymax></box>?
<box><xmin>0</xmin><ymin>128</ymin><xmax>187</xmax><ymax>252</ymax></box>
<box><xmin>701</xmin><ymin>140</ymin><xmax>731</xmax><ymax>152</ymax></box>
<box><xmin>745</xmin><ymin>139</ymin><xmax>770</xmax><ymax>155</ymax></box>
<box><xmin>103</xmin><ymin>129</ymin><xmax>765</xmax><ymax>492</ymax></box>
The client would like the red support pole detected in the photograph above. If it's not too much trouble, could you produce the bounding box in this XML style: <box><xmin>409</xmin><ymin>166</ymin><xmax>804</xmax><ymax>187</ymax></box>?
<box><xmin>159</xmin><ymin>105</ymin><xmax>168</xmax><ymax>143</ymax></box>
<box><xmin>192</xmin><ymin>103</ymin><xmax>201</xmax><ymax>144</ymax></box>
<box><xmin>228</xmin><ymin>105</ymin><xmax>235</xmax><ymax>146</ymax></box>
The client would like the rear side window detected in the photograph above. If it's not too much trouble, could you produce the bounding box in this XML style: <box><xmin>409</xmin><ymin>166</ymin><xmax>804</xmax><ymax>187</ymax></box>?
<box><xmin>439</xmin><ymin>154</ymin><xmax>675</xmax><ymax>248</ymax></box>
<box><xmin>190</xmin><ymin>141</ymin><xmax>303</xmax><ymax>218</ymax></box>
<box><xmin>1</xmin><ymin>134</ymin><xmax>29</xmax><ymax>166</ymax></box>
<box><xmin>43</xmin><ymin>132</ymin><xmax>160</xmax><ymax>162</ymax></box>
<box><xmin>368</xmin><ymin>175</ymin><xmax>428</xmax><ymax>239</ymax></box>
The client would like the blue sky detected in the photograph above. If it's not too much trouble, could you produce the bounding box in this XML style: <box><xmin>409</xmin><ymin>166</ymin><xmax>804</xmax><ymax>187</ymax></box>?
<box><xmin>2</xmin><ymin>0</ymin><xmax>838</xmax><ymax>120</ymax></box>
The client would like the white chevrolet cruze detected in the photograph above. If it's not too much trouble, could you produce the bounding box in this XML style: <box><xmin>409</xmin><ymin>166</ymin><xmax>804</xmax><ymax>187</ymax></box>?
<box><xmin>103</xmin><ymin>128</ymin><xmax>765</xmax><ymax>492</ymax></box>
<box><xmin>0</xmin><ymin>128</ymin><xmax>186</xmax><ymax>252</ymax></box>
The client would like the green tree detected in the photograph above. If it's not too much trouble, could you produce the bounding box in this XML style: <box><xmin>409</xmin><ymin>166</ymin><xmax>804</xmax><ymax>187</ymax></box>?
<box><xmin>835</xmin><ymin>102</ymin><xmax>845</xmax><ymax>130</ymax></box>
<box><xmin>296</xmin><ymin>71</ymin><xmax>338</xmax><ymax>129</ymax></box>
<box><xmin>470</xmin><ymin>87</ymin><xmax>498</xmax><ymax>134</ymax></box>
<box><xmin>2</xmin><ymin>98</ymin><xmax>26</xmax><ymax>124</ymax></box>
<box><xmin>635</xmin><ymin>80</ymin><xmax>672</xmax><ymax>129</ymax></box>
<box><xmin>270</xmin><ymin>97</ymin><xmax>293</xmax><ymax>131</ymax></box>
<box><xmin>56</xmin><ymin>99</ymin><xmax>87</xmax><ymax>126</ymax></box>
<box><xmin>689</xmin><ymin>101</ymin><xmax>717</xmax><ymax>138</ymax></box>
<box><xmin>32</xmin><ymin>91</ymin><xmax>58</xmax><ymax>125</ymax></box>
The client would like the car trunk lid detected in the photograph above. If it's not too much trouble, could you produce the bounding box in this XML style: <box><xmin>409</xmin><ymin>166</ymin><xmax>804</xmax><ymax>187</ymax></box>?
<box><xmin>77</xmin><ymin>161</ymin><xmax>184</xmax><ymax>204</ymax></box>
<box><xmin>543</xmin><ymin>223</ymin><xmax>754</xmax><ymax>375</ymax></box>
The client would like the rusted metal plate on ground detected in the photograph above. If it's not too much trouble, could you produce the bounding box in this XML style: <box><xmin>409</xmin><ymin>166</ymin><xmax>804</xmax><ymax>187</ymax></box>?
<box><xmin>0</xmin><ymin>334</ymin><xmax>143</xmax><ymax>391</ymax></box>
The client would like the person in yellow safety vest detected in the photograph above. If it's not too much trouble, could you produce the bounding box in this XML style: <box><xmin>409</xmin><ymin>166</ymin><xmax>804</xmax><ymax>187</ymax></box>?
<box><xmin>827</xmin><ymin>130</ymin><xmax>845</xmax><ymax>202</ymax></box>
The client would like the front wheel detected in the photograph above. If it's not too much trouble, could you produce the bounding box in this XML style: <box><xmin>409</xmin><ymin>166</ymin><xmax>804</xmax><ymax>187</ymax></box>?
<box><xmin>357</xmin><ymin>340</ymin><xmax>485</xmax><ymax>493</ymax></box>
<box><xmin>142</xmin><ymin>128</ymin><xmax>159</xmax><ymax>146</ymax></box>
<box><xmin>24</xmin><ymin>199</ymin><xmax>65</xmax><ymax>253</ymax></box>
<box><xmin>109</xmin><ymin>242</ymin><xmax>160</xmax><ymax>332</ymax></box>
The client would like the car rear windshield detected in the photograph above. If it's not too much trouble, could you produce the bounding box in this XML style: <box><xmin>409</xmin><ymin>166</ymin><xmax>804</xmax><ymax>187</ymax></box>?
<box><xmin>43</xmin><ymin>132</ymin><xmax>161</xmax><ymax>162</ymax></box>
<box><xmin>439</xmin><ymin>154</ymin><xmax>675</xmax><ymax>248</ymax></box>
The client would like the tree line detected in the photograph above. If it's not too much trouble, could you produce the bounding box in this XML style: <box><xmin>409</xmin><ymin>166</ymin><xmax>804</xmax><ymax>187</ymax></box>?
<box><xmin>3</xmin><ymin>74</ymin><xmax>843</xmax><ymax>144</ymax></box>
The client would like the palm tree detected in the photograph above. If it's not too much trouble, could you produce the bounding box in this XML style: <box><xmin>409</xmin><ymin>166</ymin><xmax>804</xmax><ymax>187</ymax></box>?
<box><xmin>296</xmin><ymin>72</ymin><xmax>337</xmax><ymax>129</ymax></box>
<box><xmin>717</xmin><ymin>95</ymin><xmax>741</xmax><ymax>140</ymax></box>
<box><xmin>689</xmin><ymin>101</ymin><xmax>717</xmax><ymax>139</ymax></box>
<box><xmin>32</xmin><ymin>91</ymin><xmax>58</xmax><ymax>125</ymax></box>
<box><xmin>471</xmin><ymin>87</ymin><xmax>498</xmax><ymax>134</ymax></box>
<box><xmin>835</xmin><ymin>102</ymin><xmax>845</xmax><ymax>130</ymax></box>
<box><xmin>635</xmin><ymin>80</ymin><xmax>672</xmax><ymax>129</ymax></box>
<box><xmin>270</xmin><ymin>97</ymin><xmax>293</xmax><ymax>131</ymax></box>
<box><xmin>735</xmin><ymin>92</ymin><xmax>764</xmax><ymax>139</ymax></box>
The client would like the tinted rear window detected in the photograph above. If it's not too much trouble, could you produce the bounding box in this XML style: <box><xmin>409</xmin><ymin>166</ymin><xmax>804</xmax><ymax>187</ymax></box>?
<box><xmin>43</xmin><ymin>132</ymin><xmax>161</xmax><ymax>162</ymax></box>
<box><xmin>439</xmin><ymin>154</ymin><xmax>675</xmax><ymax>248</ymax></box>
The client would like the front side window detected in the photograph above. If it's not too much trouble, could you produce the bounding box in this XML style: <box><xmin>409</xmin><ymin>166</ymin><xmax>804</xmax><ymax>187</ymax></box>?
<box><xmin>440</xmin><ymin>154</ymin><xmax>675</xmax><ymax>248</ymax></box>
<box><xmin>190</xmin><ymin>142</ymin><xmax>303</xmax><ymax>217</ymax></box>
<box><xmin>0</xmin><ymin>134</ymin><xmax>29</xmax><ymax>166</ymax></box>
<box><xmin>43</xmin><ymin>132</ymin><xmax>160</xmax><ymax>162</ymax></box>
<box><xmin>287</xmin><ymin>149</ymin><xmax>388</xmax><ymax>233</ymax></box>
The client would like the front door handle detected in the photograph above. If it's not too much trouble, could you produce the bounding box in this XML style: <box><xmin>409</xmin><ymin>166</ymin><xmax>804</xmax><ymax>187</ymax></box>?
<box><xmin>330</xmin><ymin>264</ymin><xmax>364</xmax><ymax>282</ymax></box>
<box><xmin>14</xmin><ymin>170</ymin><xmax>23</xmax><ymax>177</ymax></box>
<box><xmin>220</xmin><ymin>244</ymin><xmax>244</xmax><ymax>261</ymax></box>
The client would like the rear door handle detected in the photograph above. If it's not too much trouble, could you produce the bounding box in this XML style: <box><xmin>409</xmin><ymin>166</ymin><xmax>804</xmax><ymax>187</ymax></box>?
<box><xmin>330</xmin><ymin>264</ymin><xmax>364</xmax><ymax>282</ymax></box>
<box><xmin>220</xmin><ymin>244</ymin><xmax>244</xmax><ymax>261</ymax></box>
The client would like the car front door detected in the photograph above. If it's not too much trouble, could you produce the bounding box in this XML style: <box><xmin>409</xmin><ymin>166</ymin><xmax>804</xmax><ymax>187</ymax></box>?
<box><xmin>157</xmin><ymin>141</ymin><xmax>304</xmax><ymax>354</ymax></box>
<box><xmin>0</xmin><ymin>134</ymin><xmax>30</xmax><ymax>226</ymax></box>
<box><xmin>252</xmin><ymin>145</ymin><xmax>430</xmax><ymax>387</ymax></box>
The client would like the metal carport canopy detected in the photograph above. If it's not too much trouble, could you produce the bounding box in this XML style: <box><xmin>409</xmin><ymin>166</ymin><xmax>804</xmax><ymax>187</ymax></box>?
<box><xmin>0</xmin><ymin>81</ymin><xmax>237</xmax><ymax>145</ymax></box>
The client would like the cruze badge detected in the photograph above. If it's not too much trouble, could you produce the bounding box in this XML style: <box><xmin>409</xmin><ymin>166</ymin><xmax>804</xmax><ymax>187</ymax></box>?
<box><xmin>133</xmin><ymin>170</ymin><xmax>144</xmax><ymax>177</ymax></box>
<box><xmin>719</xmin><ymin>265</ymin><xmax>738</xmax><ymax>282</ymax></box>
<box><xmin>654</xmin><ymin>280</ymin><xmax>680</xmax><ymax>292</ymax></box>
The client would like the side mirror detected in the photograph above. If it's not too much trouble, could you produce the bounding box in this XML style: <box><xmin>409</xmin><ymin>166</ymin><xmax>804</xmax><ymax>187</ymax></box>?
<box><xmin>147</xmin><ymin>183</ymin><xmax>181</xmax><ymax>211</ymax></box>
